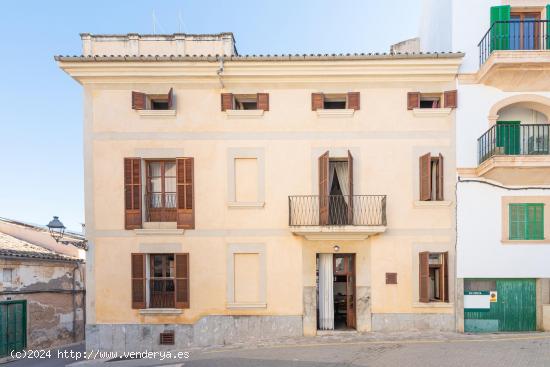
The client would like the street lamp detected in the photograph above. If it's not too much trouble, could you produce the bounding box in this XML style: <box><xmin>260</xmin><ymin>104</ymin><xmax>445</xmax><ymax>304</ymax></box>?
<box><xmin>47</xmin><ymin>216</ymin><xmax>66</xmax><ymax>242</ymax></box>
<box><xmin>46</xmin><ymin>216</ymin><xmax>88</xmax><ymax>251</ymax></box>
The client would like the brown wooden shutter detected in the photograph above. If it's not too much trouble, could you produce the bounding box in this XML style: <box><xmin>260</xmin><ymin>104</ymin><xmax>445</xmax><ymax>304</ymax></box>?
<box><xmin>132</xmin><ymin>91</ymin><xmax>146</xmax><ymax>110</ymax></box>
<box><xmin>347</xmin><ymin>92</ymin><xmax>360</xmax><ymax>110</ymax></box>
<box><xmin>131</xmin><ymin>253</ymin><xmax>146</xmax><ymax>309</ymax></box>
<box><xmin>419</xmin><ymin>252</ymin><xmax>430</xmax><ymax>303</ymax></box>
<box><xmin>221</xmin><ymin>93</ymin><xmax>233</xmax><ymax>111</ymax></box>
<box><xmin>319</xmin><ymin>151</ymin><xmax>330</xmax><ymax>225</ymax></box>
<box><xmin>311</xmin><ymin>93</ymin><xmax>324</xmax><ymax>111</ymax></box>
<box><xmin>175</xmin><ymin>253</ymin><xmax>189</xmax><ymax>308</ymax></box>
<box><xmin>257</xmin><ymin>93</ymin><xmax>269</xmax><ymax>111</ymax></box>
<box><xmin>347</xmin><ymin>150</ymin><xmax>354</xmax><ymax>225</ymax></box>
<box><xmin>124</xmin><ymin>158</ymin><xmax>142</xmax><ymax>229</ymax></box>
<box><xmin>419</xmin><ymin>153</ymin><xmax>432</xmax><ymax>201</ymax></box>
<box><xmin>407</xmin><ymin>92</ymin><xmax>420</xmax><ymax>110</ymax></box>
<box><xmin>443</xmin><ymin>252</ymin><xmax>449</xmax><ymax>302</ymax></box>
<box><xmin>176</xmin><ymin>157</ymin><xmax>194</xmax><ymax>229</ymax></box>
<box><xmin>436</xmin><ymin>153</ymin><xmax>444</xmax><ymax>201</ymax></box>
<box><xmin>444</xmin><ymin>90</ymin><xmax>457</xmax><ymax>108</ymax></box>
<box><xmin>167</xmin><ymin>88</ymin><xmax>174</xmax><ymax>109</ymax></box>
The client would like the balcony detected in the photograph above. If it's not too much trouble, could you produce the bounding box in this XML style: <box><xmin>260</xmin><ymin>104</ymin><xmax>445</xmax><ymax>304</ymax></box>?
<box><xmin>476</xmin><ymin>20</ymin><xmax>550</xmax><ymax>90</ymax></box>
<box><xmin>288</xmin><ymin>195</ymin><xmax>387</xmax><ymax>240</ymax></box>
<box><xmin>476</xmin><ymin>123</ymin><xmax>550</xmax><ymax>185</ymax></box>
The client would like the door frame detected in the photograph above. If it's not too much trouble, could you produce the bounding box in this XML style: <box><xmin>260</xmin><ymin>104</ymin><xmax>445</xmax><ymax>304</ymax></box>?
<box><xmin>333</xmin><ymin>253</ymin><xmax>356</xmax><ymax>329</ymax></box>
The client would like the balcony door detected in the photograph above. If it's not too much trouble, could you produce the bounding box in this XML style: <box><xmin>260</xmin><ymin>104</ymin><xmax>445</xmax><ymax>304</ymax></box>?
<box><xmin>318</xmin><ymin>151</ymin><xmax>353</xmax><ymax>225</ymax></box>
<box><xmin>510</xmin><ymin>12</ymin><xmax>541</xmax><ymax>50</ymax></box>
<box><xmin>496</xmin><ymin>121</ymin><xmax>521</xmax><ymax>155</ymax></box>
<box><xmin>146</xmin><ymin>160</ymin><xmax>177</xmax><ymax>222</ymax></box>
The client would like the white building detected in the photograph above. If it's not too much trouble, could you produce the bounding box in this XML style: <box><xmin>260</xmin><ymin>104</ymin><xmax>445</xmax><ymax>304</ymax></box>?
<box><xmin>420</xmin><ymin>0</ymin><xmax>550</xmax><ymax>332</ymax></box>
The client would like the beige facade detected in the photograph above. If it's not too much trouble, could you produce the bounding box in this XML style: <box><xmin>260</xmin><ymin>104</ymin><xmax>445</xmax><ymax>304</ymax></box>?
<box><xmin>57</xmin><ymin>33</ymin><xmax>462</xmax><ymax>351</ymax></box>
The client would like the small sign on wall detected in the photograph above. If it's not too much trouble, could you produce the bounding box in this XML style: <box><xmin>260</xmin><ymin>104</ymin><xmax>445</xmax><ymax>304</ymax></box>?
<box><xmin>464</xmin><ymin>291</ymin><xmax>491</xmax><ymax>311</ymax></box>
<box><xmin>490</xmin><ymin>291</ymin><xmax>497</xmax><ymax>303</ymax></box>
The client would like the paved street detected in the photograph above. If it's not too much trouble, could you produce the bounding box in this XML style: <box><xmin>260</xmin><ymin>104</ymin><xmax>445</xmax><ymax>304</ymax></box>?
<box><xmin>4</xmin><ymin>333</ymin><xmax>550</xmax><ymax>367</ymax></box>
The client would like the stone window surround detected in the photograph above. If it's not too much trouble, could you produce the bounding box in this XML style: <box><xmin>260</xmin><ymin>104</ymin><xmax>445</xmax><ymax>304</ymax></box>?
<box><xmin>501</xmin><ymin>196</ymin><xmax>550</xmax><ymax>244</ymax></box>
<box><xmin>226</xmin><ymin>243</ymin><xmax>267</xmax><ymax>309</ymax></box>
<box><xmin>411</xmin><ymin>243</ymin><xmax>454</xmax><ymax>308</ymax></box>
<box><xmin>227</xmin><ymin>147</ymin><xmax>265</xmax><ymax>208</ymax></box>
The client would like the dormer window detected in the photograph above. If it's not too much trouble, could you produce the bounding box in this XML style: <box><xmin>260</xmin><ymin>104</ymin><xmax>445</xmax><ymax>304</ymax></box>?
<box><xmin>132</xmin><ymin>88</ymin><xmax>174</xmax><ymax>111</ymax></box>
<box><xmin>408</xmin><ymin>90</ymin><xmax>457</xmax><ymax>110</ymax></box>
<box><xmin>311</xmin><ymin>92</ymin><xmax>360</xmax><ymax>111</ymax></box>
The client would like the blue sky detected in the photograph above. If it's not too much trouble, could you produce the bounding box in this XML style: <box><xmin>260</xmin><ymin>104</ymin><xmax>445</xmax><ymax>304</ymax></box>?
<box><xmin>0</xmin><ymin>0</ymin><xmax>420</xmax><ymax>231</ymax></box>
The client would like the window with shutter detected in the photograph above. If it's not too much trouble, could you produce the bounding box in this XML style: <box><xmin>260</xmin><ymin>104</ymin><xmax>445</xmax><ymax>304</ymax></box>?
<box><xmin>132</xmin><ymin>90</ymin><xmax>174</xmax><ymax>110</ymax></box>
<box><xmin>436</xmin><ymin>154</ymin><xmax>444</xmax><ymax>201</ymax></box>
<box><xmin>176</xmin><ymin>158</ymin><xmax>194</xmax><ymax>229</ymax></box>
<box><xmin>509</xmin><ymin>203</ymin><xmax>544</xmax><ymax>240</ymax></box>
<box><xmin>175</xmin><ymin>253</ymin><xmax>189</xmax><ymax>308</ymax></box>
<box><xmin>419</xmin><ymin>252</ymin><xmax>449</xmax><ymax>303</ymax></box>
<box><xmin>131</xmin><ymin>253</ymin><xmax>146</xmax><ymax>309</ymax></box>
<box><xmin>490</xmin><ymin>5</ymin><xmax>511</xmax><ymax>51</ymax></box>
<box><xmin>124</xmin><ymin>158</ymin><xmax>142</xmax><ymax>229</ymax></box>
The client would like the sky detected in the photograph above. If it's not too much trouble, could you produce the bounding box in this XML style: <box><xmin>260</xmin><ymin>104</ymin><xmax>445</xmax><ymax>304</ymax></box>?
<box><xmin>0</xmin><ymin>0</ymin><xmax>420</xmax><ymax>232</ymax></box>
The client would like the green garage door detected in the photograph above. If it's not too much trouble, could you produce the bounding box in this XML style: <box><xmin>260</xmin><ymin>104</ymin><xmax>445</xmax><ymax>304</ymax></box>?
<box><xmin>464</xmin><ymin>279</ymin><xmax>536</xmax><ymax>332</ymax></box>
<box><xmin>0</xmin><ymin>300</ymin><xmax>27</xmax><ymax>357</ymax></box>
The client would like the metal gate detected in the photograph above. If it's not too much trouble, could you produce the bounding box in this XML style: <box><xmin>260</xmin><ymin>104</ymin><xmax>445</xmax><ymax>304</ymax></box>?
<box><xmin>0</xmin><ymin>300</ymin><xmax>27</xmax><ymax>357</ymax></box>
<box><xmin>464</xmin><ymin>279</ymin><xmax>536</xmax><ymax>332</ymax></box>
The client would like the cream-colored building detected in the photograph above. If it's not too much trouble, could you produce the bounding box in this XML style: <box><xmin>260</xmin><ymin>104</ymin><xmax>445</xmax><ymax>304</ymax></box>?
<box><xmin>57</xmin><ymin>33</ymin><xmax>462</xmax><ymax>351</ymax></box>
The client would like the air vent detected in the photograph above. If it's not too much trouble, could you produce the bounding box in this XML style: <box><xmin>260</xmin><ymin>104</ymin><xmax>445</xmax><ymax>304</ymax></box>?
<box><xmin>159</xmin><ymin>330</ymin><xmax>175</xmax><ymax>345</ymax></box>
<box><xmin>385</xmin><ymin>272</ymin><xmax>398</xmax><ymax>285</ymax></box>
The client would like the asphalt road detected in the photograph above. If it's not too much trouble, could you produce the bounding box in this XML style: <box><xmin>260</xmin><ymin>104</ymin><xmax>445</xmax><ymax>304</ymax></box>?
<box><xmin>4</xmin><ymin>333</ymin><xmax>550</xmax><ymax>367</ymax></box>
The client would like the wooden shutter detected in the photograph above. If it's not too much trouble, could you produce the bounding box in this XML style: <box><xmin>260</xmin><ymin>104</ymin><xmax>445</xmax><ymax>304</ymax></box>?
<box><xmin>419</xmin><ymin>252</ymin><xmax>430</xmax><ymax>303</ymax></box>
<box><xmin>436</xmin><ymin>153</ymin><xmax>444</xmax><ymax>201</ymax></box>
<box><xmin>132</xmin><ymin>91</ymin><xmax>146</xmax><ymax>110</ymax></box>
<box><xmin>311</xmin><ymin>93</ymin><xmax>324</xmax><ymax>111</ymax></box>
<box><xmin>257</xmin><ymin>93</ymin><xmax>269</xmax><ymax>111</ymax></box>
<box><xmin>443</xmin><ymin>252</ymin><xmax>449</xmax><ymax>302</ymax></box>
<box><xmin>407</xmin><ymin>92</ymin><xmax>420</xmax><ymax>110</ymax></box>
<box><xmin>347</xmin><ymin>92</ymin><xmax>360</xmax><ymax>110</ymax></box>
<box><xmin>490</xmin><ymin>5</ymin><xmax>511</xmax><ymax>51</ymax></box>
<box><xmin>319</xmin><ymin>151</ymin><xmax>330</xmax><ymax>225</ymax></box>
<box><xmin>444</xmin><ymin>90</ymin><xmax>457</xmax><ymax>108</ymax></box>
<box><xmin>176</xmin><ymin>158</ymin><xmax>194</xmax><ymax>229</ymax></box>
<box><xmin>131</xmin><ymin>253</ymin><xmax>146</xmax><ymax>309</ymax></box>
<box><xmin>167</xmin><ymin>88</ymin><xmax>174</xmax><ymax>109</ymax></box>
<box><xmin>419</xmin><ymin>153</ymin><xmax>432</xmax><ymax>201</ymax></box>
<box><xmin>347</xmin><ymin>150</ymin><xmax>354</xmax><ymax>225</ymax></box>
<box><xmin>175</xmin><ymin>253</ymin><xmax>189</xmax><ymax>308</ymax></box>
<box><xmin>124</xmin><ymin>158</ymin><xmax>142</xmax><ymax>229</ymax></box>
<box><xmin>221</xmin><ymin>93</ymin><xmax>233</xmax><ymax>111</ymax></box>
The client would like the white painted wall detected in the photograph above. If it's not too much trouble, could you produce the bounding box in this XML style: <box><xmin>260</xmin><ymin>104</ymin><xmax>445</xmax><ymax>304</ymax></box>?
<box><xmin>498</xmin><ymin>106</ymin><xmax>548</xmax><ymax>123</ymax></box>
<box><xmin>457</xmin><ymin>181</ymin><xmax>550</xmax><ymax>278</ymax></box>
<box><xmin>456</xmin><ymin>84</ymin><xmax>550</xmax><ymax>167</ymax></box>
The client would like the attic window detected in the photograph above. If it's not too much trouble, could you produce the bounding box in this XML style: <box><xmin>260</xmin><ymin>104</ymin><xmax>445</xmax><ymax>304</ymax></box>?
<box><xmin>323</xmin><ymin>94</ymin><xmax>347</xmax><ymax>109</ymax></box>
<box><xmin>234</xmin><ymin>95</ymin><xmax>258</xmax><ymax>110</ymax></box>
<box><xmin>132</xmin><ymin>88</ymin><xmax>173</xmax><ymax>111</ymax></box>
<box><xmin>419</xmin><ymin>94</ymin><xmax>441</xmax><ymax>109</ymax></box>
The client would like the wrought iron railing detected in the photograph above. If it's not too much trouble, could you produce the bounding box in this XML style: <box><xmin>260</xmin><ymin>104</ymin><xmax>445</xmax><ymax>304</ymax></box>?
<box><xmin>478</xmin><ymin>123</ymin><xmax>550</xmax><ymax>164</ymax></box>
<box><xmin>479</xmin><ymin>20</ymin><xmax>549</xmax><ymax>65</ymax></box>
<box><xmin>145</xmin><ymin>193</ymin><xmax>177</xmax><ymax>222</ymax></box>
<box><xmin>149</xmin><ymin>279</ymin><xmax>175</xmax><ymax>308</ymax></box>
<box><xmin>288</xmin><ymin>195</ymin><xmax>387</xmax><ymax>226</ymax></box>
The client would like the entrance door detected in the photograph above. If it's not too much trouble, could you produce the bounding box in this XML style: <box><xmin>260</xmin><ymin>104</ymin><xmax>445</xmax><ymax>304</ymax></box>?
<box><xmin>334</xmin><ymin>254</ymin><xmax>356</xmax><ymax>329</ymax></box>
<box><xmin>0</xmin><ymin>300</ymin><xmax>27</xmax><ymax>357</ymax></box>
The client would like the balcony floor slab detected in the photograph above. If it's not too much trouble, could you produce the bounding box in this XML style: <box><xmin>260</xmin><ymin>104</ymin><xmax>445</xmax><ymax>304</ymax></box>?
<box><xmin>290</xmin><ymin>225</ymin><xmax>386</xmax><ymax>240</ymax></box>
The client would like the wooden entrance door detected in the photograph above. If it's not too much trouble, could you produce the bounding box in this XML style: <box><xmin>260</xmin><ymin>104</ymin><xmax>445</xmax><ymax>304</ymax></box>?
<box><xmin>0</xmin><ymin>300</ymin><xmax>26</xmax><ymax>357</ymax></box>
<box><xmin>333</xmin><ymin>254</ymin><xmax>356</xmax><ymax>329</ymax></box>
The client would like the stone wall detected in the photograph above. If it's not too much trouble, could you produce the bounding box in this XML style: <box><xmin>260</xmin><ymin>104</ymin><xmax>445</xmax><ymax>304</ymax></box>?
<box><xmin>372</xmin><ymin>313</ymin><xmax>454</xmax><ymax>332</ymax></box>
<box><xmin>86</xmin><ymin>315</ymin><xmax>303</xmax><ymax>352</ymax></box>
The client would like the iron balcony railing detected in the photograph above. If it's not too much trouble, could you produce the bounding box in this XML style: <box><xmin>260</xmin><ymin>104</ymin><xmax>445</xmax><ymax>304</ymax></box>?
<box><xmin>149</xmin><ymin>279</ymin><xmax>175</xmax><ymax>308</ymax></box>
<box><xmin>144</xmin><ymin>192</ymin><xmax>177</xmax><ymax>222</ymax></box>
<box><xmin>478</xmin><ymin>123</ymin><xmax>550</xmax><ymax>164</ymax></box>
<box><xmin>288</xmin><ymin>195</ymin><xmax>387</xmax><ymax>227</ymax></box>
<box><xmin>479</xmin><ymin>20</ymin><xmax>549</xmax><ymax>65</ymax></box>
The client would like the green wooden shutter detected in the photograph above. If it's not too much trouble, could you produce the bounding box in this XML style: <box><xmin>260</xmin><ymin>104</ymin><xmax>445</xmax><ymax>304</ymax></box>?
<box><xmin>496</xmin><ymin>121</ymin><xmax>520</xmax><ymax>155</ymax></box>
<box><xmin>509</xmin><ymin>203</ymin><xmax>544</xmax><ymax>240</ymax></box>
<box><xmin>490</xmin><ymin>5</ymin><xmax>510</xmax><ymax>51</ymax></box>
